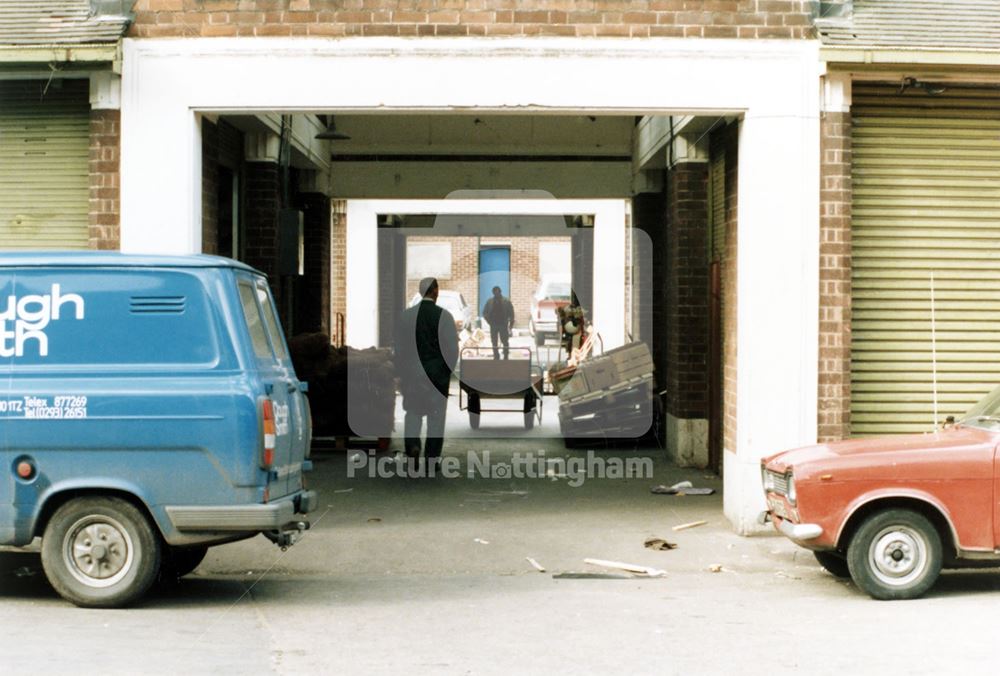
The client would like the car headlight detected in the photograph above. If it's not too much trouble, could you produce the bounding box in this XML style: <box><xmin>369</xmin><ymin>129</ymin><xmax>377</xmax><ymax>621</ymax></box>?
<box><xmin>760</xmin><ymin>465</ymin><xmax>770</xmax><ymax>491</ymax></box>
<box><xmin>787</xmin><ymin>474</ymin><xmax>796</xmax><ymax>505</ymax></box>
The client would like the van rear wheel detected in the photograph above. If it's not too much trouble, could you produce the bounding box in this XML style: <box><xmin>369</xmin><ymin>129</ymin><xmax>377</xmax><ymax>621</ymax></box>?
<box><xmin>41</xmin><ymin>496</ymin><xmax>161</xmax><ymax>608</ymax></box>
<box><xmin>163</xmin><ymin>545</ymin><xmax>209</xmax><ymax>580</ymax></box>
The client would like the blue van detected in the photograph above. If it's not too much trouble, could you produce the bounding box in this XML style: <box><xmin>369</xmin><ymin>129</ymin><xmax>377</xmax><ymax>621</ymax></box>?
<box><xmin>0</xmin><ymin>253</ymin><xmax>315</xmax><ymax>607</ymax></box>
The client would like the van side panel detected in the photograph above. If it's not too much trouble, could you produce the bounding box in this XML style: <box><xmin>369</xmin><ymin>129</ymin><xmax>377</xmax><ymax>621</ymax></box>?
<box><xmin>1</xmin><ymin>267</ymin><xmax>267</xmax><ymax>546</ymax></box>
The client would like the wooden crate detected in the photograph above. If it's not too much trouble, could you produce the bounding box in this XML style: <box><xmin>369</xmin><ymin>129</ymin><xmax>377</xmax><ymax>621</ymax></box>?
<box><xmin>606</xmin><ymin>342</ymin><xmax>653</xmax><ymax>372</ymax></box>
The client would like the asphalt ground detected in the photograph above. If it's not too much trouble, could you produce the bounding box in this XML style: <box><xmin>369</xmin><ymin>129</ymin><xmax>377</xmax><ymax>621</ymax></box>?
<box><xmin>4</xmin><ymin>434</ymin><xmax>1000</xmax><ymax>675</ymax></box>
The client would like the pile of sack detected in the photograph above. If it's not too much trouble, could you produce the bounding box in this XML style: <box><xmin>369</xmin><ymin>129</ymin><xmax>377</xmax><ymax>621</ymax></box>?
<box><xmin>288</xmin><ymin>333</ymin><xmax>396</xmax><ymax>438</ymax></box>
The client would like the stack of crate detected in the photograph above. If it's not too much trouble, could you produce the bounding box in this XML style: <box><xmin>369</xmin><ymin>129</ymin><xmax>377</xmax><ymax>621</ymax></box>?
<box><xmin>557</xmin><ymin>341</ymin><xmax>655</xmax><ymax>441</ymax></box>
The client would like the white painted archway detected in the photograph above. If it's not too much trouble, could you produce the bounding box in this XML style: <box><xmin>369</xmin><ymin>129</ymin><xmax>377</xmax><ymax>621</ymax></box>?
<box><xmin>120</xmin><ymin>36</ymin><xmax>821</xmax><ymax>533</ymax></box>
<box><xmin>345</xmin><ymin>199</ymin><xmax>628</xmax><ymax>350</ymax></box>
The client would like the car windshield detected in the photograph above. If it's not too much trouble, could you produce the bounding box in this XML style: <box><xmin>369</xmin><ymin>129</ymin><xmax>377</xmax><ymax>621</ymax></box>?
<box><xmin>541</xmin><ymin>282</ymin><xmax>571</xmax><ymax>300</ymax></box>
<box><xmin>411</xmin><ymin>292</ymin><xmax>464</xmax><ymax>315</ymax></box>
<box><xmin>437</xmin><ymin>294</ymin><xmax>463</xmax><ymax>314</ymax></box>
<box><xmin>959</xmin><ymin>386</ymin><xmax>1000</xmax><ymax>428</ymax></box>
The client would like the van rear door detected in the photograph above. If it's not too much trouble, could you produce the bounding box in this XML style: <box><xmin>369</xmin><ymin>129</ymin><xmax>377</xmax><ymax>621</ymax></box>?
<box><xmin>235</xmin><ymin>275</ymin><xmax>310</xmax><ymax>500</ymax></box>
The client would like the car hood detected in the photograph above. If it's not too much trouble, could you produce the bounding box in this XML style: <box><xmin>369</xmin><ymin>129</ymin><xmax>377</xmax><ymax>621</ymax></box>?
<box><xmin>762</xmin><ymin>426</ymin><xmax>999</xmax><ymax>480</ymax></box>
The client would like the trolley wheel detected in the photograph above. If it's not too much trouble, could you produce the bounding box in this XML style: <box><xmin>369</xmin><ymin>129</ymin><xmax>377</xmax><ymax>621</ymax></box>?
<box><xmin>468</xmin><ymin>392</ymin><xmax>481</xmax><ymax>429</ymax></box>
<box><xmin>523</xmin><ymin>390</ymin><xmax>537</xmax><ymax>430</ymax></box>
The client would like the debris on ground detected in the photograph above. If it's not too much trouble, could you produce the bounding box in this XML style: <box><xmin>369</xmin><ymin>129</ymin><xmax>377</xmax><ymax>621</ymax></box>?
<box><xmin>13</xmin><ymin>567</ymin><xmax>37</xmax><ymax>578</ymax></box>
<box><xmin>474</xmin><ymin>538</ymin><xmax>490</xmax><ymax>545</ymax></box>
<box><xmin>553</xmin><ymin>572</ymin><xmax>633</xmax><ymax>580</ymax></box>
<box><xmin>775</xmin><ymin>571</ymin><xmax>801</xmax><ymax>580</ymax></box>
<box><xmin>643</xmin><ymin>537</ymin><xmax>677</xmax><ymax>551</ymax></box>
<box><xmin>526</xmin><ymin>557</ymin><xmax>546</xmax><ymax>573</ymax></box>
<box><xmin>708</xmin><ymin>564</ymin><xmax>724</xmax><ymax>573</ymax></box>
<box><xmin>672</xmin><ymin>520</ymin><xmax>708</xmax><ymax>532</ymax></box>
<box><xmin>583</xmin><ymin>558</ymin><xmax>666</xmax><ymax>578</ymax></box>
<box><xmin>367</xmin><ymin>517</ymin><xmax>382</xmax><ymax>524</ymax></box>
<box><xmin>333</xmin><ymin>488</ymin><xmax>354</xmax><ymax>494</ymax></box>
<box><xmin>651</xmin><ymin>481</ymin><xmax>715</xmax><ymax>496</ymax></box>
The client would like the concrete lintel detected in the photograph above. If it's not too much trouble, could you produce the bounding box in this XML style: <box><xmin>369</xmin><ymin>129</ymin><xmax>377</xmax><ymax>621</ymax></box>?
<box><xmin>233</xmin><ymin>114</ymin><xmax>330</xmax><ymax>170</ymax></box>
<box><xmin>245</xmin><ymin>131</ymin><xmax>281</xmax><ymax>163</ymax></box>
<box><xmin>821</xmin><ymin>72</ymin><xmax>851</xmax><ymax>113</ymax></box>
<box><xmin>298</xmin><ymin>168</ymin><xmax>331</xmax><ymax>196</ymax></box>
<box><xmin>631</xmin><ymin>169</ymin><xmax>664</xmax><ymax>195</ymax></box>
<box><xmin>670</xmin><ymin>133</ymin><xmax>710</xmax><ymax>166</ymax></box>
<box><xmin>89</xmin><ymin>71</ymin><xmax>121</xmax><ymax>110</ymax></box>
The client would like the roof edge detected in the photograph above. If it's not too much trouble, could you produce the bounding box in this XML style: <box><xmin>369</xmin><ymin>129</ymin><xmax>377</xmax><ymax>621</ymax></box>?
<box><xmin>0</xmin><ymin>44</ymin><xmax>119</xmax><ymax>64</ymax></box>
<box><xmin>821</xmin><ymin>45</ymin><xmax>1000</xmax><ymax>67</ymax></box>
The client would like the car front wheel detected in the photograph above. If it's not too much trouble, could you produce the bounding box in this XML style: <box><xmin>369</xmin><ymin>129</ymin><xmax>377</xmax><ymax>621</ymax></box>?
<box><xmin>41</xmin><ymin>496</ymin><xmax>161</xmax><ymax>608</ymax></box>
<box><xmin>814</xmin><ymin>550</ymin><xmax>851</xmax><ymax>578</ymax></box>
<box><xmin>846</xmin><ymin>508</ymin><xmax>942</xmax><ymax>600</ymax></box>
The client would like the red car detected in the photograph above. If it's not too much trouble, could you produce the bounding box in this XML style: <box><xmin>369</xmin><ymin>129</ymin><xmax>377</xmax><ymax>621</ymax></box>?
<box><xmin>761</xmin><ymin>388</ymin><xmax>1000</xmax><ymax>600</ymax></box>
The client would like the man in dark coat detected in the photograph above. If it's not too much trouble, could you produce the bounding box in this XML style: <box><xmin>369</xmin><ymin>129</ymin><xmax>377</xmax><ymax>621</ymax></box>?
<box><xmin>394</xmin><ymin>277</ymin><xmax>459</xmax><ymax>473</ymax></box>
<box><xmin>481</xmin><ymin>285</ymin><xmax>514</xmax><ymax>360</ymax></box>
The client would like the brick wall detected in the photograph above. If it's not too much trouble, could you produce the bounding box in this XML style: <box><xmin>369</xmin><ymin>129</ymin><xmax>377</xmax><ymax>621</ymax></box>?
<box><xmin>243</xmin><ymin>161</ymin><xmax>286</xmax><ymax>324</ymax></box>
<box><xmin>719</xmin><ymin>122</ymin><xmax>739</xmax><ymax>456</ymax></box>
<box><xmin>404</xmin><ymin>235</ymin><xmax>479</xmax><ymax>317</ymax></box>
<box><xmin>88</xmin><ymin>110</ymin><xmax>120</xmax><ymax>250</ymax></box>
<box><xmin>296</xmin><ymin>191</ymin><xmax>332</xmax><ymax>334</ymax></box>
<box><xmin>130</xmin><ymin>1</ymin><xmax>817</xmax><ymax>39</ymax></box>
<box><xmin>201</xmin><ymin>119</ymin><xmax>219</xmax><ymax>255</ymax></box>
<box><xmin>818</xmin><ymin>111</ymin><xmax>852</xmax><ymax>442</ymax></box>
<box><xmin>331</xmin><ymin>199</ymin><xmax>347</xmax><ymax>345</ymax></box>
<box><xmin>632</xmin><ymin>188</ymin><xmax>668</xmax><ymax>389</ymax></box>
<box><xmin>665</xmin><ymin>161</ymin><xmax>710</xmax><ymax>421</ymax></box>
<box><xmin>403</xmin><ymin>235</ymin><xmax>570</xmax><ymax>327</ymax></box>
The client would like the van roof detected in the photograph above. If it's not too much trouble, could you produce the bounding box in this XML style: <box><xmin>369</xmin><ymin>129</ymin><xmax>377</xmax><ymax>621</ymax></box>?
<box><xmin>0</xmin><ymin>252</ymin><xmax>261</xmax><ymax>274</ymax></box>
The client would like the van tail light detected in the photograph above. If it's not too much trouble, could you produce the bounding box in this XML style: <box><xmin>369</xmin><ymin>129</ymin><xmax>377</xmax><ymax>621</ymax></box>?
<box><xmin>261</xmin><ymin>398</ymin><xmax>276</xmax><ymax>470</ymax></box>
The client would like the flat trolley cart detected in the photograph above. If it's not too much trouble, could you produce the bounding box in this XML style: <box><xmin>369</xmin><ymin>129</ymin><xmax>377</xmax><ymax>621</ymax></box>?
<box><xmin>458</xmin><ymin>346</ymin><xmax>544</xmax><ymax>430</ymax></box>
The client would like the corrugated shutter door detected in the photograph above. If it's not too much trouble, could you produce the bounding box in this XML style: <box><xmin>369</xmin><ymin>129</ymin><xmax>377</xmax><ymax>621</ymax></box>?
<box><xmin>0</xmin><ymin>79</ymin><xmax>89</xmax><ymax>249</ymax></box>
<box><xmin>851</xmin><ymin>83</ymin><xmax>1000</xmax><ymax>435</ymax></box>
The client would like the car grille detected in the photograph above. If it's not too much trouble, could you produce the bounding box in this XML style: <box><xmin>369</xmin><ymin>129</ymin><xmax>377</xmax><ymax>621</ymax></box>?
<box><xmin>767</xmin><ymin>470</ymin><xmax>789</xmax><ymax>495</ymax></box>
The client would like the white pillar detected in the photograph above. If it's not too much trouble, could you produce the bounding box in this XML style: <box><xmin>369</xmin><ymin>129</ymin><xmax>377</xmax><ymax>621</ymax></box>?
<box><xmin>723</xmin><ymin>107</ymin><xmax>820</xmax><ymax>534</ymax></box>
<box><xmin>345</xmin><ymin>201</ymin><xmax>379</xmax><ymax>348</ymax></box>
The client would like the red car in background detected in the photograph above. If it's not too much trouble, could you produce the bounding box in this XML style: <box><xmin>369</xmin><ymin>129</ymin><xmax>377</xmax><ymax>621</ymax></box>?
<box><xmin>762</xmin><ymin>385</ymin><xmax>1000</xmax><ymax>600</ymax></box>
<box><xmin>528</xmin><ymin>275</ymin><xmax>572</xmax><ymax>346</ymax></box>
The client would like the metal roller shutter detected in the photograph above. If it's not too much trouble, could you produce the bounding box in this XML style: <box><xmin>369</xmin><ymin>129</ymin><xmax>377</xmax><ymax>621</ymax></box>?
<box><xmin>851</xmin><ymin>82</ymin><xmax>1000</xmax><ymax>435</ymax></box>
<box><xmin>0</xmin><ymin>79</ymin><xmax>89</xmax><ymax>249</ymax></box>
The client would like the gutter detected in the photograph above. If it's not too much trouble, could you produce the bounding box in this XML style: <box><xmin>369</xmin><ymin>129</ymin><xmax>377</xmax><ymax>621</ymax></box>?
<box><xmin>821</xmin><ymin>46</ymin><xmax>1000</xmax><ymax>68</ymax></box>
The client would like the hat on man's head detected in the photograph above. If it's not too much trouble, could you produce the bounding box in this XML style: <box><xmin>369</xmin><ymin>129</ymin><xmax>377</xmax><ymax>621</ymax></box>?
<box><xmin>419</xmin><ymin>277</ymin><xmax>439</xmax><ymax>297</ymax></box>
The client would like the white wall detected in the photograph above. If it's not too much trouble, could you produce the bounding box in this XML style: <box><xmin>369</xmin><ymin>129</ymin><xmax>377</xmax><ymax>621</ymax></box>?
<box><xmin>343</xmin><ymin>199</ymin><xmax>628</xmax><ymax>352</ymax></box>
<box><xmin>120</xmin><ymin>37</ymin><xmax>821</xmax><ymax>532</ymax></box>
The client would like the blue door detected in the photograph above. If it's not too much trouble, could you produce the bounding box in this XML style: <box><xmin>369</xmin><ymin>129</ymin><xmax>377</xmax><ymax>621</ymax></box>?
<box><xmin>478</xmin><ymin>246</ymin><xmax>511</xmax><ymax>321</ymax></box>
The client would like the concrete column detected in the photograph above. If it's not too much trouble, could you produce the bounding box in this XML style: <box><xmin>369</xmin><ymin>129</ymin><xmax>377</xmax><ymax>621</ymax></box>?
<box><xmin>664</xmin><ymin>159</ymin><xmax>710</xmax><ymax>467</ymax></box>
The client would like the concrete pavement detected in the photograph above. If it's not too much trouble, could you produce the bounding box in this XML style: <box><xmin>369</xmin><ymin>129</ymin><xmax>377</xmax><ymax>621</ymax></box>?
<box><xmin>3</xmin><ymin>437</ymin><xmax>1000</xmax><ymax>675</ymax></box>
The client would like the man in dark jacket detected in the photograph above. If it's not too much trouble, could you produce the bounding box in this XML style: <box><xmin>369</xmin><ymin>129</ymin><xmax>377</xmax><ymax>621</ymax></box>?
<box><xmin>394</xmin><ymin>277</ymin><xmax>459</xmax><ymax>473</ymax></box>
<box><xmin>481</xmin><ymin>285</ymin><xmax>514</xmax><ymax>360</ymax></box>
